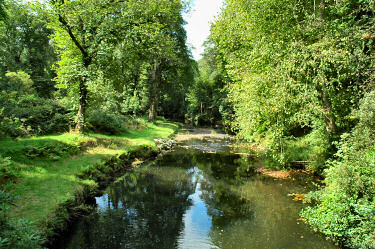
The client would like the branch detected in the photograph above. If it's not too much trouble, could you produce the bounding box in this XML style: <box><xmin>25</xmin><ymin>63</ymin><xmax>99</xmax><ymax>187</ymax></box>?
<box><xmin>58</xmin><ymin>14</ymin><xmax>91</xmax><ymax>65</ymax></box>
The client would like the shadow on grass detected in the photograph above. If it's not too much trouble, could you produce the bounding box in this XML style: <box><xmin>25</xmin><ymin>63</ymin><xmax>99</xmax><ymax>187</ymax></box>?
<box><xmin>0</xmin><ymin>135</ymin><xmax>132</xmax><ymax>164</ymax></box>
<box><xmin>0</xmin><ymin>138</ymin><xmax>81</xmax><ymax>164</ymax></box>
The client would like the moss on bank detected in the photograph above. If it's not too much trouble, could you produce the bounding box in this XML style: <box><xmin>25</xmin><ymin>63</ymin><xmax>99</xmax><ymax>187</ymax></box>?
<box><xmin>0</xmin><ymin>119</ymin><xmax>179</xmax><ymax>248</ymax></box>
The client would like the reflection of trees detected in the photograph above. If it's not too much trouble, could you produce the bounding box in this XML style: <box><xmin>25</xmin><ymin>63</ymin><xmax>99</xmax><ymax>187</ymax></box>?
<box><xmin>200</xmin><ymin>179</ymin><xmax>254</xmax><ymax>228</ymax></box>
<box><xmin>63</xmin><ymin>149</ymin><xmax>261</xmax><ymax>249</ymax></box>
<box><xmin>191</xmin><ymin>152</ymin><xmax>257</xmax><ymax>248</ymax></box>
<box><xmin>192</xmin><ymin>153</ymin><xmax>256</xmax><ymax>182</ymax></box>
<box><xmin>65</xmin><ymin>160</ymin><xmax>196</xmax><ymax>249</ymax></box>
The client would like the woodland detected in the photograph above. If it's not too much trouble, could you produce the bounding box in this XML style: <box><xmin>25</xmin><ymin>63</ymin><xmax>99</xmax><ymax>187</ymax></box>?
<box><xmin>0</xmin><ymin>0</ymin><xmax>374</xmax><ymax>248</ymax></box>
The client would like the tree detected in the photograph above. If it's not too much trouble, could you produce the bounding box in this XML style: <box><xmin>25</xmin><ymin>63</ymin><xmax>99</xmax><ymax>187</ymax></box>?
<box><xmin>0</xmin><ymin>0</ymin><xmax>56</xmax><ymax>97</ymax></box>
<box><xmin>141</xmin><ymin>0</ymin><xmax>192</xmax><ymax>120</ymax></box>
<box><xmin>49</xmin><ymin>0</ymin><xmax>192</xmax><ymax>130</ymax></box>
<box><xmin>48</xmin><ymin>0</ymin><xmax>132</xmax><ymax>132</ymax></box>
<box><xmin>211</xmin><ymin>0</ymin><xmax>375</xmax><ymax>246</ymax></box>
<box><xmin>211</xmin><ymin>0</ymin><xmax>373</xmax><ymax>164</ymax></box>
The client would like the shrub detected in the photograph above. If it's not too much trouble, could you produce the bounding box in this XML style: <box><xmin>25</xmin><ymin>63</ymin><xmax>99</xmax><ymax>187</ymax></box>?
<box><xmin>283</xmin><ymin>128</ymin><xmax>330</xmax><ymax>172</ymax></box>
<box><xmin>0</xmin><ymin>117</ymin><xmax>28</xmax><ymax>138</ymax></box>
<box><xmin>0</xmin><ymin>191</ymin><xmax>45</xmax><ymax>249</ymax></box>
<box><xmin>23</xmin><ymin>143</ymin><xmax>80</xmax><ymax>161</ymax></box>
<box><xmin>0</xmin><ymin>72</ymin><xmax>71</xmax><ymax>137</ymax></box>
<box><xmin>87</xmin><ymin>110</ymin><xmax>126</xmax><ymax>135</ymax></box>
<box><xmin>0</xmin><ymin>156</ymin><xmax>19</xmax><ymax>185</ymax></box>
<box><xmin>302</xmin><ymin>91</ymin><xmax>375</xmax><ymax>248</ymax></box>
<box><xmin>127</xmin><ymin>145</ymin><xmax>158</xmax><ymax>160</ymax></box>
<box><xmin>0</xmin><ymin>95</ymin><xmax>71</xmax><ymax>137</ymax></box>
<box><xmin>12</xmin><ymin>95</ymin><xmax>71</xmax><ymax>135</ymax></box>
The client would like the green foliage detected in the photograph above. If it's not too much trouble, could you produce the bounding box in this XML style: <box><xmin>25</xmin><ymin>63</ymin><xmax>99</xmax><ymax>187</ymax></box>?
<box><xmin>10</xmin><ymin>95</ymin><xmax>71</xmax><ymax>135</ymax></box>
<box><xmin>261</xmin><ymin>128</ymin><xmax>331</xmax><ymax>171</ymax></box>
<box><xmin>186</xmin><ymin>40</ymin><xmax>232</xmax><ymax>127</ymax></box>
<box><xmin>22</xmin><ymin>143</ymin><xmax>79</xmax><ymax>161</ymax></box>
<box><xmin>127</xmin><ymin>145</ymin><xmax>158</xmax><ymax>160</ymax></box>
<box><xmin>211</xmin><ymin>0</ymin><xmax>374</xmax><ymax>167</ymax></box>
<box><xmin>0</xmin><ymin>139</ymin><xmax>81</xmax><ymax>166</ymax></box>
<box><xmin>0</xmin><ymin>219</ymin><xmax>45</xmax><ymax>249</ymax></box>
<box><xmin>0</xmin><ymin>116</ymin><xmax>26</xmax><ymax>138</ymax></box>
<box><xmin>0</xmin><ymin>191</ymin><xmax>45</xmax><ymax>249</ymax></box>
<box><xmin>210</xmin><ymin>2</ymin><xmax>375</xmax><ymax>246</ymax></box>
<box><xmin>3</xmin><ymin>72</ymin><xmax>34</xmax><ymax>96</ymax></box>
<box><xmin>0</xmin><ymin>0</ymin><xmax>6</xmax><ymax>21</ymax></box>
<box><xmin>0</xmin><ymin>156</ymin><xmax>19</xmax><ymax>184</ymax></box>
<box><xmin>302</xmin><ymin>91</ymin><xmax>375</xmax><ymax>248</ymax></box>
<box><xmin>0</xmin><ymin>91</ymin><xmax>71</xmax><ymax>137</ymax></box>
<box><xmin>48</xmin><ymin>0</ymin><xmax>194</xmax><ymax>129</ymax></box>
<box><xmin>0</xmin><ymin>1</ymin><xmax>56</xmax><ymax>97</ymax></box>
<box><xmin>0</xmin><ymin>71</ymin><xmax>72</xmax><ymax>137</ymax></box>
<box><xmin>87</xmin><ymin>110</ymin><xmax>126</xmax><ymax>135</ymax></box>
<box><xmin>78</xmin><ymin>145</ymin><xmax>158</xmax><ymax>186</ymax></box>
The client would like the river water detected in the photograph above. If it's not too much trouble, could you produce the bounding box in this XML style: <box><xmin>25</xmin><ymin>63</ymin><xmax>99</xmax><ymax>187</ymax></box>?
<box><xmin>59</xmin><ymin>137</ymin><xmax>337</xmax><ymax>249</ymax></box>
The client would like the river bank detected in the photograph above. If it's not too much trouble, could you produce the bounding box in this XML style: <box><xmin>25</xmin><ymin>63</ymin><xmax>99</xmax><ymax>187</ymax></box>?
<box><xmin>0</xmin><ymin>119</ymin><xmax>179</xmax><ymax>248</ymax></box>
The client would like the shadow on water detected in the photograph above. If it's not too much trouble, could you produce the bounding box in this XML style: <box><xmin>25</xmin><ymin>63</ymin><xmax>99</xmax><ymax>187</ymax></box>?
<box><xmin>58</xmin><ymin>142</ymin><xmax>338</xmax><ymax>249</ymax></box>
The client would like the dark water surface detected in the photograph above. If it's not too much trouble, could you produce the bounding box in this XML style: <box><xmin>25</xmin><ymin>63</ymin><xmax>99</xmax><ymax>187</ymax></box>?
<box><xmin>59</xmin><ymin>138</ymin><xmax>337</xmax><ymax>249</ymax></box>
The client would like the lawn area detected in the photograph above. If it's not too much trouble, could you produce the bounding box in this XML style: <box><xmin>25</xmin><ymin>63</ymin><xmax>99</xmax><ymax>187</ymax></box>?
<box><xmin>0</xmin><ymin>119</ymin><xmax>179</xmax><ymax>227</ymax></box>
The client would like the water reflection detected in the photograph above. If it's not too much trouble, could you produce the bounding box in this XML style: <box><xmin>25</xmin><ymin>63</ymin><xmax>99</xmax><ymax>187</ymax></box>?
<box><xmin>63</xmin><ymin>164</ymin><xmax>196</xmax><ymax>249</ymax></box>
<box><xmin>60</xmin><ymin>147</ymin><xmax>337</xmax><ymax>249</ymax></box>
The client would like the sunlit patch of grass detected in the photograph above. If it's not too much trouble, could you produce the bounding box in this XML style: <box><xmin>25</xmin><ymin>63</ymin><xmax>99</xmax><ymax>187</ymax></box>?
<box><xmin>10</xmin><ymin>153</ymin><xmax>106</xmax><ymax>222</ymax></box>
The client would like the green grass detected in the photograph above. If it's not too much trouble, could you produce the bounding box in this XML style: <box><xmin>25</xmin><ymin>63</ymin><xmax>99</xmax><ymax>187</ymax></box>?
<box><xmin>1</xmin><ymin>119</ymin><xmax>178</xmax><ymax>226</ymax></box>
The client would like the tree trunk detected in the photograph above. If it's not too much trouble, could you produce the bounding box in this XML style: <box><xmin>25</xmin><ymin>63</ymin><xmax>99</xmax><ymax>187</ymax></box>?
<box><xmin>320</xmin><ymin>73</ymin><xmax>337</xmax><ymax>136</ymax></box>
<box><xmin>58</xmin><ymin>13</ymin><xmax>91</xmax><ymax>134</ymax></box>
<box><xmin>318</xmin><ymin>0</ymin><xmax>337</xmax><ymax>135</ymax></box>
<box><xmin>76</xmin><ymin>76</ymin><xmax>88</xmax><ymax>133</ymax></box>
<box><xmin>149</xmin><ymin>61</ymin><xmax>160</xmax><ymax>120</ymax></box>
<box><xmin>320</xmin><ymin>0</ymin><xmax>325</xmax><ymax>19</ymax></box>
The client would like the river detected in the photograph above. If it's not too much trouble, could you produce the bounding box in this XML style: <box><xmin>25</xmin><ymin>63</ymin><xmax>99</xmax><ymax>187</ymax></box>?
<box><xmin>57</xmin><ymin>133</ymin><xmax>337</xmax><ymax>249</ymax></box>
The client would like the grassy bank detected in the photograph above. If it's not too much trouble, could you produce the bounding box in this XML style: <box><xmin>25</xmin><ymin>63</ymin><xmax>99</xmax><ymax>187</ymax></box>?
<box><xmin>0</xmin><ymin>119</ymin><xmax>178</xmax><ymax>247</ymax></box>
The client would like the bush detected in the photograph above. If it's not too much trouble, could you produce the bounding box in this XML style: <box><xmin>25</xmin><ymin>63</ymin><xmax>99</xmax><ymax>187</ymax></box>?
<box><xmin>23</xmin><ymin>143</ymin><xmax>80</xmax><ymax>161</ymax></box>
<box><xmin>0</xmin><ymin>156</ymin><xmax>19</xmax><ymax>185</ymax></box>
<box><xmin>0</xmin><ymin>72</ymin><xmax>72</xmax><ymax>137</ymax></box>
<box><xmin>127</xmin><ymin>145</ymin><xmax>158</xmax><ymax>160</ymax></box>
<box><xmin>0</xmin><ymin>191</ymin><xmax>45</xmax><ymax>249</ymax></box>
<box><xmin>12</xmin><ymin>95</ymin><xmax>71</xmax><ymax>135</ymax></box>
<box><xmin>283</xmin><ymin>128</ymin><xmax>330</xmax><ymax>172</ymax></box>
<box><xmin>0</xmin><ymin>117</ymin><xmax>28</xmax><ymax>138</ymax></box>
<box><xmin>302</xmin><ymin>91</ymin><xmax>375</xmax><ymax>248</ymax></box>
<box><xmin>0</xmin><ymin>95</ymin><xmax>71</xmax><ymax>137</ymax></box>
<box><xmin>0</xmin><ymin>142</ymin><xmax>81</xmax><ymax>163</ymax></box>
<box><xmin>87</xmin><ymin>110</ymin><xmax>126</xmax><ymax>135</ymax></box>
